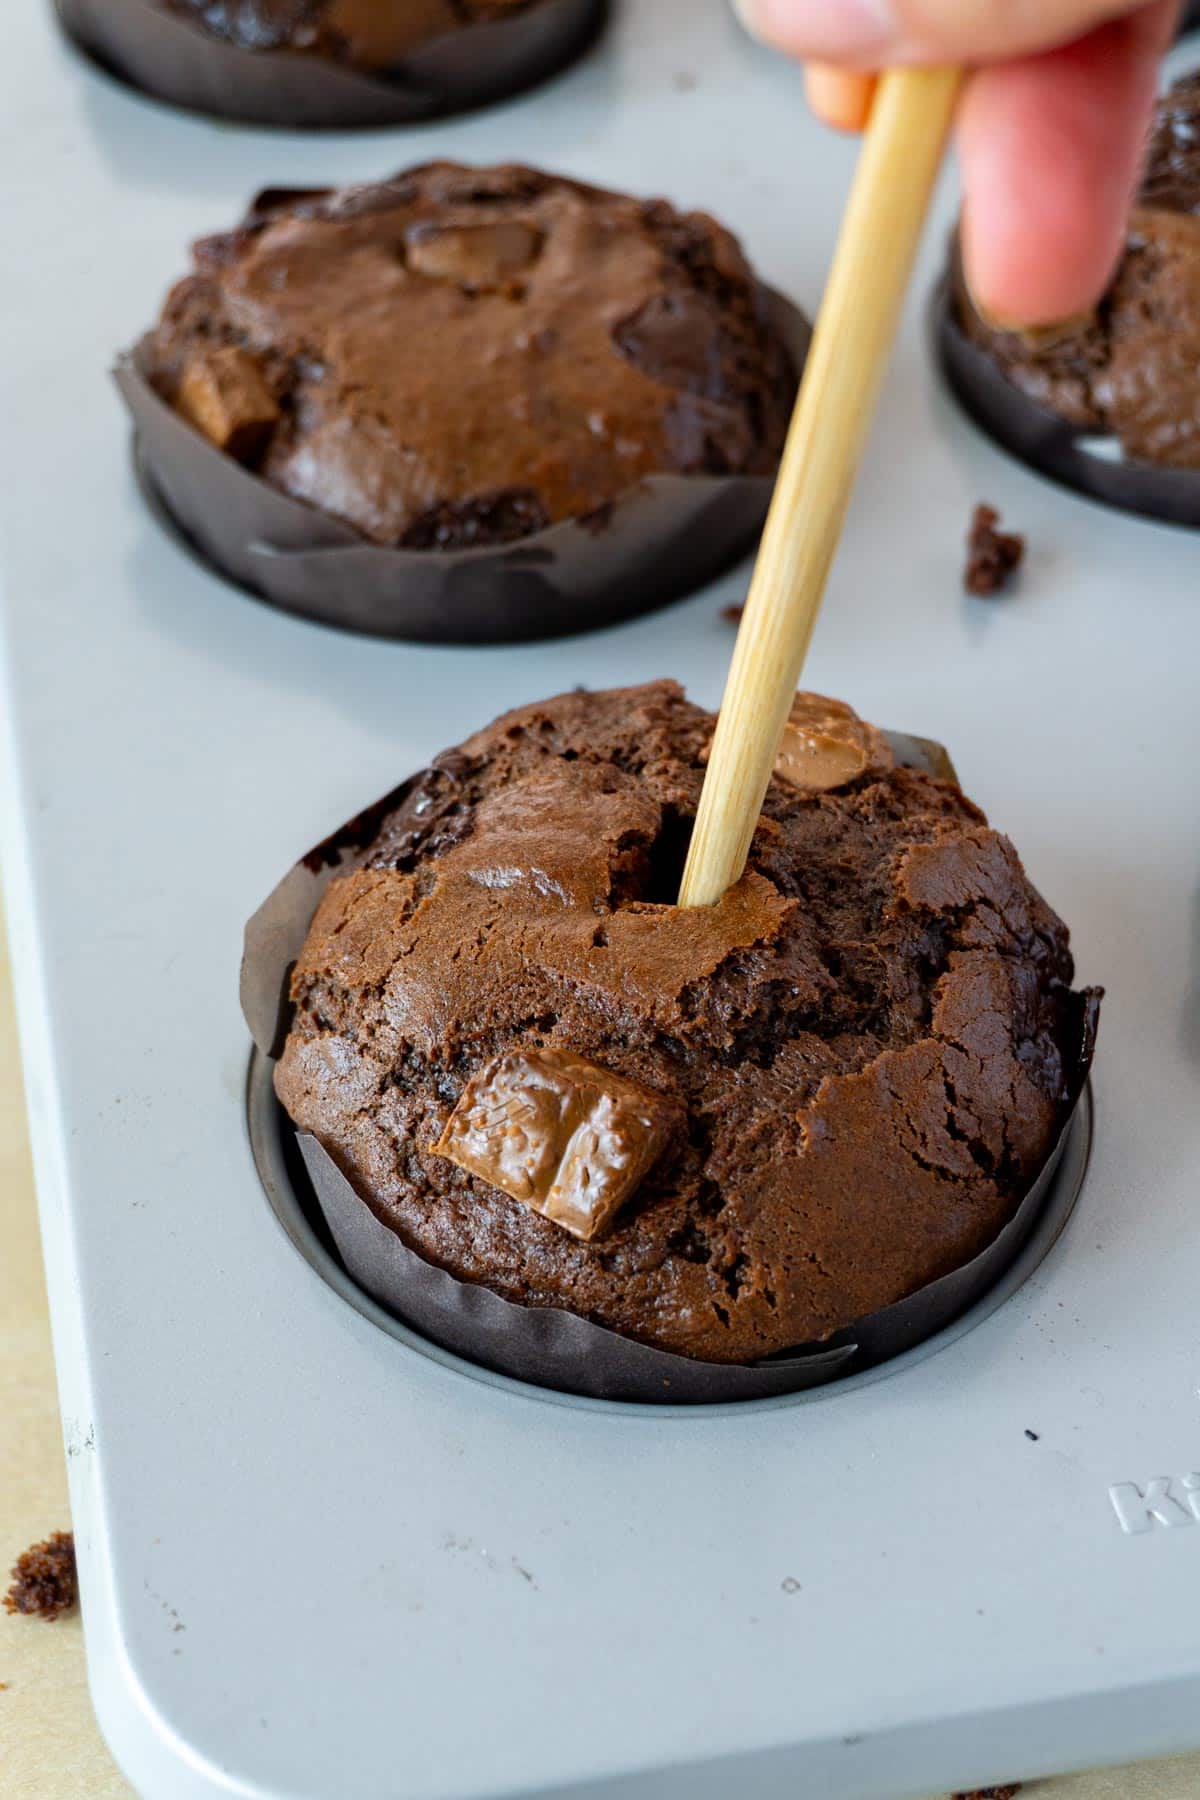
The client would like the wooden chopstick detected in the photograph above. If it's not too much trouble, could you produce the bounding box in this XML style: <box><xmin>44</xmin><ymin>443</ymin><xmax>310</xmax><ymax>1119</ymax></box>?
<box><xmin>679</xmin><ymin>66</ymin><xmax>963</xmax><ymax>910</ymax></box>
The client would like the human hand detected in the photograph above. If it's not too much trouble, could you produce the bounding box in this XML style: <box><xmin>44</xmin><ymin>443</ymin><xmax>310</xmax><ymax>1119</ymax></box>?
<box><xmin>733</xmin><ymin>0</ymin><xmax>1180</xmax><ymax>327</ymax></box>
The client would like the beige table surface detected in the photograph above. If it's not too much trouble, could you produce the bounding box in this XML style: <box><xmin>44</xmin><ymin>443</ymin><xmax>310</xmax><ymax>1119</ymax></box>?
<box><xmin>1</xmin><ymin>904</ymin><xmax>1197</xmax><ymax>1800</ymax></box>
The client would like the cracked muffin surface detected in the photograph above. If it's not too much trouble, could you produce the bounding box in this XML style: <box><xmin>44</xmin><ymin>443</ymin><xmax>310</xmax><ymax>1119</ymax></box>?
<box><xmin>274</xmin><ymin>682</ymin><xmax>1092</xmax><ymax>1364</ymax></box>
<box><xmin>142</xmin><ymin>163</ymin><xmax>797</xmax><ymax>550</ymax></box>
<box><xmin>953</xmin><ymin>73</ymin><xmax>1200</xmax><ymax>470</ymax></box>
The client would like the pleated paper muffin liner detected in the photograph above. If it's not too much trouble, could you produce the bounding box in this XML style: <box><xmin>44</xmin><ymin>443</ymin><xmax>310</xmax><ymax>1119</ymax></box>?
<box><xmin>54</xmin><ymin>0</ymin><xmax>607</xmax><ymax>128</ymax></box>
<box><xmin>240</xmin><ymin>732</ymin><xmax>1100</xmax><ymax>1405</ymax></box>
<box><xmin>934</xmin><ymin>273</ymin><xmax>1200</xmax><ymax>530</ymax></box>
<box><xmin>115</xmin><ymin>289</ymin><xmax>811</xmax><ymax>644</ymax></box>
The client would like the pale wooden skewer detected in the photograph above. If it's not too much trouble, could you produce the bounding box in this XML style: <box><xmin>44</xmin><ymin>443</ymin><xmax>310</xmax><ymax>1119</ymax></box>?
<box><xmin>679</xmin><ymin>66</ymin><xmax>963</xmax><ymax>910</ymax></box>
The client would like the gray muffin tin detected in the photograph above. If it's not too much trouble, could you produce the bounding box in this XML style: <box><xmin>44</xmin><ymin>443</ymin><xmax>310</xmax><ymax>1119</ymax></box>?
<box><xmin>3</xmin><ymin>6</ymin><xmax>1200</xmax><ymax>1798</ymax></box>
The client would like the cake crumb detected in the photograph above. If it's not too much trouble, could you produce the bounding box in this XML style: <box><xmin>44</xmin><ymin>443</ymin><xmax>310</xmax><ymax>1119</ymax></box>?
<box><xmin>4</xmin><ymin>1532</ymin><xmax>78</xmax><ymax>1621</ymax></box>
<box><xmin>952</xmin><ymin>1786</ymin><xmax>1021</xmax><ymax>1799</ymax></box>
<box><xmin>721</xmin><ymin>602</ymin><xmax>745</xmax><ymax>624</ymax></box>
<box><xmin>964</xmin><ymin>504</ymin><xmax>1024</xmax><ymax>597</ymax></box>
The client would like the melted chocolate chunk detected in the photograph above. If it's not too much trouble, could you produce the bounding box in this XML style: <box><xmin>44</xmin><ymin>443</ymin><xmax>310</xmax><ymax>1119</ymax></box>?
<box><xmin>436</xmin><ymin>1048</ymin><xmax>679</xmax><ymax>1240</ymax></box>
<box><xmin>406</xmin><ymin>219</ymin><xmax>543</xmax><ymax>290</ymax></box>
<box><xmin>773</xmin><ymin>693</ymin><xmax>895</xmax><ymax>793</ymax></box>
<box><xmin>176</xmin><ymin>345</ymin><xmax>280</xmax><ymax>462</ymax></box>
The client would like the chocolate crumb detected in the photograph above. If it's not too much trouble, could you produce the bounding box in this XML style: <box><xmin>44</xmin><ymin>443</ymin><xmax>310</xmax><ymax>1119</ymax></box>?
<box><xmin>721</xmin><ymin>602</ymin><xmax>745</xmax><ymax>624</ymax></box>
<box><xmin>4</xmin><ymin>1532</ymin><xmax>78</xmax><ymax>1621</ymax></box>
<box><xmin>952</xmin><ymin>1787</ymin><xmax>1022</xmax><ymax>1799</ymax></box>
<box><xmin>1024</xmin><ymin>1428</ymin><xmax>1040</xmax><ymax>1441</ymax></box>
<box><xmin>964</xmin><ymin>504</ymin><xmax>1024</xmax><ymax>598</ymax></box>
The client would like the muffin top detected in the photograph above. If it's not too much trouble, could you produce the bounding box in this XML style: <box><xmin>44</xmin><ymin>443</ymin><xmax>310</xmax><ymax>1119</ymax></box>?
<box><xmin>954</xmin><ymin>73</ymin><xmax>1200</xmax><ymax>469</ymax></box>
<box><xmin>142</xmin><ymin>163</ymin><xmax>797</xmax><ymax>550</ymax></box>
<box><xmin>274</xmin><ymin>682</ymin><xmax>1090</xmax><ymax>1365</ymax></box>
<box><xmin>161</xmin><ymin>0</ymin><xmax>536</xmax><ymax>68</ymax></box>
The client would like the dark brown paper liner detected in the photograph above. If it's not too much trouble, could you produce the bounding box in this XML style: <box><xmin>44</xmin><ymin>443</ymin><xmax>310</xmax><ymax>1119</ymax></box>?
<box><xmin>115</xmin><ymin>289</ymin><xmax>810</xmax><ymax>644</ymax></box>
<box><xmin>241</xmin><ymin>732</ymin><xmax>1098</xmax><ymax>1405</ymax></box>
<box><xmin>54</xmin><ymin>0</ymin><xmax>607</xmax><ymax>128</ymax></box>
<box><xmin>934</xmin><ymin>274</ymin><xmax>1200</xmax><ymax>530</ymax></box>
<box><xmin>293</xmin><ymin>1090</ymin><xmax>1088</xmax><ymax>1403</ymax></box>
<box><xmin>295</xmin><ymin>1122</ymin><xmax>861</xmax><ymax>1401</ymax></box>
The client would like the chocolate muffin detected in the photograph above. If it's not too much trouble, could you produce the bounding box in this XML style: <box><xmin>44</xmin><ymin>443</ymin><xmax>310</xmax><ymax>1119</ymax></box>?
<box><xmin>273</xmin><ymin>682</ymin><xmax>1094</xmax><ymax>1366</ymax></box>
<box><xmin>139</xmin><ymin>164</ymin><xmax>798</xmax><ymax>555</ymax></box>
<box><xmin>159</xmin><ymin>0</ymin><xmax>543</xmax><ymax>69</ymax></box>
<box><xmin>57</xmin><ymin>0</ymin><xmax>604</xmax><ymax>127</ymax></box>
<box><xmin>951</xmin><ymin>73</ymin><xmax>1200</xmax><ymax>472</ymax></box>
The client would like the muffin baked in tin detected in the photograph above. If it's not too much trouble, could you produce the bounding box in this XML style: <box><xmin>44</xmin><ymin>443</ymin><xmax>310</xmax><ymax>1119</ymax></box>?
<box><xmin>120</xmin><ymin>165</ymin><xmax>807</xmax><ymax>640</ymax></box>
<box><xmin>55</xmin><ymin>0</ymin><xmax>607</xmax><ymax>126</ymax></box>
<box><xmin>258</xmin><ymin>682</ymin><xmax>1098</xmax><ymax>1390</ymax></box>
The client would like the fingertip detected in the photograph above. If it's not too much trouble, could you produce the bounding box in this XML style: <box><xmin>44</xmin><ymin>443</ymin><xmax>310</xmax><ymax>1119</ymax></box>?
<box><xmin>956</xmin><ymin>17</ymin><xmax>1166</xmax><ymax>328</ymax></box>
<box><xmin>805</xmin><ymin>65</ymin><xmax>877</xmax><ymax>132</ymax></box>
<box><xmin>959</xmin><ymin>111</ymin><xmax>1127</xmax><ymax>325</ymax></box>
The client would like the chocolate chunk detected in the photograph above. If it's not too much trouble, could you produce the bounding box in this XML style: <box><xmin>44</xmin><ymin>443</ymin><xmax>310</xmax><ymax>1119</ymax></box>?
<box><xmin>4</xmin><ymin>1532</ymin><xmax>77</xmax><ymax>1622</ymax></box>
<box><xmin>774</xmin><ymin>692</ymin><xmax>895</xmax><ymax>793</ymax></box>
<box><xmin>406</xmin><ymin>220</ymin><xmax>543</xmax><ymax>291</ymax></box>
<box><xmin>175</xmin><ymin>346</ymin><xmax>279</xmax><ymax>462</ymax></box>
<box><xmin>613</xmin><ymin>290</ymin><xmax>727</xmax><ymax>397</ymax></box>
<box><xmin>964</xmin><ymin>504</ymin><xmax>1024</xmax><ymax>598</ymax></box>
<box><xmin>435</xmin><ymin>1048</ymin><xmax>678</xmax><ymax>1240</ymax></box>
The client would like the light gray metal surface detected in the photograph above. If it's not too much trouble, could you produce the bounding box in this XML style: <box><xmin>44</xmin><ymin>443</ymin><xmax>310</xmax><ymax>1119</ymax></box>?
<box><xmin>3</xmin><ymin>6</ymin><xmax>1200</xmax><ymax>1797</ymax></box>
